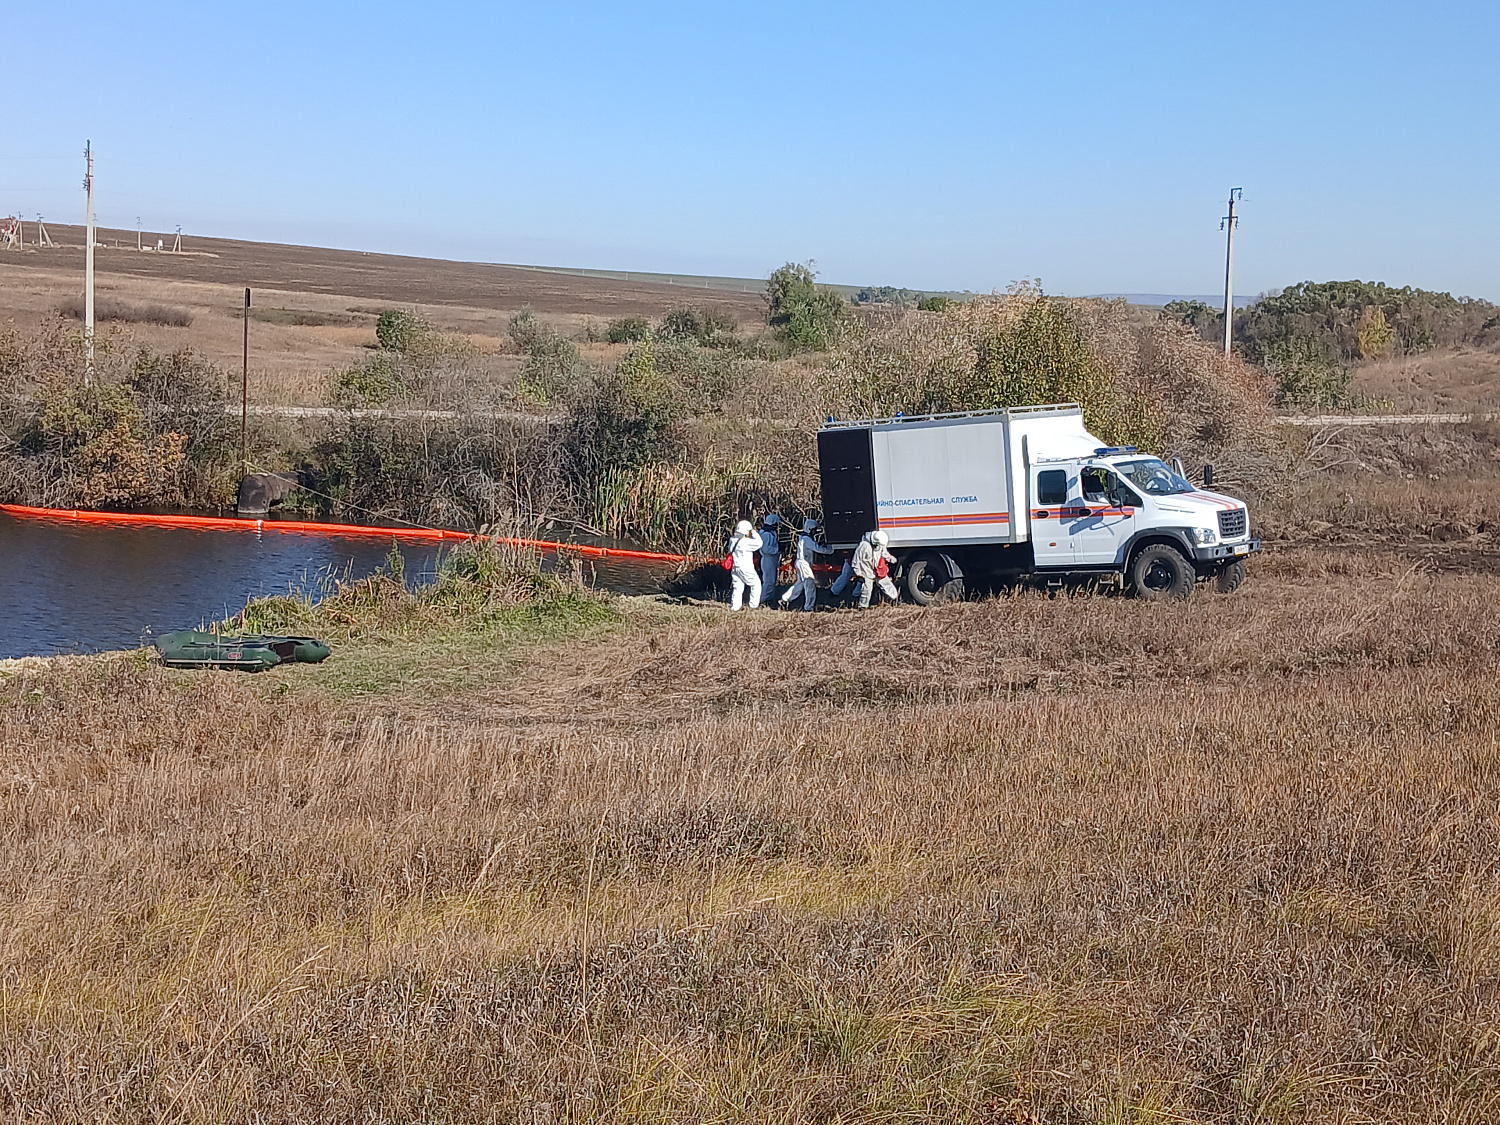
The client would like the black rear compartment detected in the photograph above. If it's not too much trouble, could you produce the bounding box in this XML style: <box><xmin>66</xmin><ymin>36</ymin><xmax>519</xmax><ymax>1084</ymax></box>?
<box><xmin>817</xmin><ymin>428</ymin><xmax>878</xmax><ymax>545</ymax></box>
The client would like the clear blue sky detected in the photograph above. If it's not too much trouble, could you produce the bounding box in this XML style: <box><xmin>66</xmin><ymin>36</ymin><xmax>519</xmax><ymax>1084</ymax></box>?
<box><xmin>4</xmin><ymin>0</ymin><xmax>1497</xmax><ymax>300</ymax></box>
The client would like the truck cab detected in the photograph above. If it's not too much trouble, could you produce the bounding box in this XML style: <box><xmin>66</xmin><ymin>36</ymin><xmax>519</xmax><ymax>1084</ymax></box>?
<box><xmin>1028</xmin><ymin>449</ymin><xmax>1258</xmax><ymax>595</ymax></box>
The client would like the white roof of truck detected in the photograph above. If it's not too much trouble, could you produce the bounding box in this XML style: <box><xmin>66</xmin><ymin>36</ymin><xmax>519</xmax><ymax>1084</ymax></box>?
<box><xmin>819</xmin><ymin>403</ymin><xmax>1082</xmax><ymax>431</ymax></box>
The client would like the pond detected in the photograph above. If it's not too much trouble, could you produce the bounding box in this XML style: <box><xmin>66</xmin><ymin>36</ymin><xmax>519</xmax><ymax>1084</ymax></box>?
<box><xmin>0</xmin><ymin>512</ymin><xmax>681</xmax><ymax>659</ymax></box>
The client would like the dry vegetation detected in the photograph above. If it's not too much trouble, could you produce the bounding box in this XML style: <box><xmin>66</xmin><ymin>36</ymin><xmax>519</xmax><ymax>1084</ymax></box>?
<box><xmin>6</xmin><ymin>232</ymin><xmax>1500</xmax><ymax>1121</ymax></box>
<box><xmin>4</xmin><ymin>546</ymin><xmax>1500</xmax><ymax>1123</ymax></box>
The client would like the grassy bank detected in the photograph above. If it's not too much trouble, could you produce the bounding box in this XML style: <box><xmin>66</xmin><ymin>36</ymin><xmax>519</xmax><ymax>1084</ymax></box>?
<box><xmin>4</xmin><ymin>548</ymin><xmax>1500</xmax><ymax>1122</ymax></box>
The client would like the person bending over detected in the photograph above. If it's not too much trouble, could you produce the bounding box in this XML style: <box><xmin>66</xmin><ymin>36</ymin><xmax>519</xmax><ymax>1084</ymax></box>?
<box><xmin>853</xmin><ymin>529</ymin><xmax>898</xmax><ymax>608</ymax></box>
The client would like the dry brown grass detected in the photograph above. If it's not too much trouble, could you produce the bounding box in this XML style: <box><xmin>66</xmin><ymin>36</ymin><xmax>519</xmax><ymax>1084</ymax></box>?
<box><xmin>4</xmin><ymin>551</ymin><xmax>1500</xmax><ymax>1122</ymax></box>
<box><xmin>1350</xmin><ymin>347</ymin><xmax>1500</xmax><ymax>414</ymax></box>
<box><xmin>1261</xmin><ymin>421</ymin><xmax>1500</xmax><ymax>564</ymax></box>
<box><xmin>55</xmin><ymin>294</ymin><xmax>194</xmax><ymax>328</ymax></box>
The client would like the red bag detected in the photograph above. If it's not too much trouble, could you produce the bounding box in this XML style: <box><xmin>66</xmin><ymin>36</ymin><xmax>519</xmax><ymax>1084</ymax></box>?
<box><xmin>875</xmin><ymin>557</ymin><xmax>889</xmax><ymax>580</ymax></box>
<box><xmin>721</xmin><ymin>554</ymin><xmax>734</xmax><ymax>571</ymax></box>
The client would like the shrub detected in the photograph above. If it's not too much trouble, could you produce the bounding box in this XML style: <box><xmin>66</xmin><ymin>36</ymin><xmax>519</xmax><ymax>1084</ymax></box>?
<box><xmin>766</xmin><ymin>263</ymin><xmax>848</xmax><ymax>352</ymax></box>
<box><xmin>1264</xmin><ymin>337</ymin><xmax>1352</xmax><ymax>410</ymax></box>
<box><xmin>56</xmin><ymin>296</ymin><xmax>193</xmax><ymax>328</ymax></box>
<box><xmin>656</xmin><ymin>306</ymin><xmax>739</xmax><ymax>346</ymax></box>
<box><xmin>509</xmin><ymin>308</ymin><xmax>583</xmax><ymax>404</ymax></box>
<box><xmin>566</xmin><ymin>339</ymin><xmax>685</xmax><ymax>477</ymax></box>
<box><xmin>29</xmin><ymin>379</ymin><xmax>186</xmax><ymax>508</ymax></box>
<box><xmin>917</xmin><ymin>296</ymin><xmax>954</xmax><ymax>313</ymax></box>
<box><xmin>853</xmin><ymin>286</ymin><xmax>920</xmax><ymax>308</ymax></box>
<box><xmin>375</xmin><ymin>309</ymin><xmax>428</xmax><ymax>353</ymax></box>
<box><xmin>606</xmin><ymin>316</ymin><xmax>650</xmax><ymax>344</ymax></box>
<box><xmin>330</xmin><ymin>352</ymin><xmax>407</xmax><ymax>408</ymax></box>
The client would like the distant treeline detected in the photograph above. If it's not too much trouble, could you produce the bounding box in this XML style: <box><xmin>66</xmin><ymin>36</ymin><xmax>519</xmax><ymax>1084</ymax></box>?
<box><xmin>1166</xmin><ymin>280</ymin><xmax>1500</xmax><ymax>363</ymax></box>
<box><xmin>1165</xmin><ymin>280</ymin><xmax>1500</xmax><ymax>408</ymax></box>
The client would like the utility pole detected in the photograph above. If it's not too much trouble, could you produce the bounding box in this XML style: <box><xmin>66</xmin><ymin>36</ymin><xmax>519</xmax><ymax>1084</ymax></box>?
<box><xmin>83</xmin><ymin>141</ymin><xmax>95</xmax><ymax>381</ymax></box>
<box><xmin>1220</xmin><ymin>187</ymin><xmax>1242</xmax><ymax>357</ymax></box>
<box><xmin>136</xmin><ymin>216</ymin><xmax>141</xmax><ymax>252</ymax></box>
<box><xmin>242</xmin><ymin>288</ymin><xmax>250</xmax><ymax>476</ymax></box>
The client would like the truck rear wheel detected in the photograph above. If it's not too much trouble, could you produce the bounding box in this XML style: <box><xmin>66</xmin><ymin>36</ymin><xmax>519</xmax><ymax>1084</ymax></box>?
<box><xmin>1215</xmin><ymin>558</ymin><xmax>1246</xmax><ymax>594</ymax></box>
<box><xmin>1129</xmin><ymin>544</ymin><xmax>1194</xmax><ymax>600</ymax></box>
<box><xmin>905</xmin><ymin>553</ymin><xmax>965</xmax><ymax>606</ymax></box>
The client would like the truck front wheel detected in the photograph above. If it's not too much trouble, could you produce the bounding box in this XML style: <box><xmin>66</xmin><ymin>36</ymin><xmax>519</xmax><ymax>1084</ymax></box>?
<box><xmin>1215</xmin><ymin>559</ymin><xmax>1246</xmax><ymax>594</ymax></box>
<box><xmin>905</xmin><ymin>552</ymin><xmax>965</xmax><ymax>606</ymax></box>
<box><xmin>1129</xmin><ymin>544</ymin><xmax>1194</xmax><ymax>600</ymax></box>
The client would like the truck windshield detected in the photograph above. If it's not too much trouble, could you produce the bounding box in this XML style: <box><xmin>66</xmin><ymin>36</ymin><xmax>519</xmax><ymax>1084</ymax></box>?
<box><xmin>1116</xmin><ymin>458</ymin><xmax>1195</xmax><ymax>496</ymax></box>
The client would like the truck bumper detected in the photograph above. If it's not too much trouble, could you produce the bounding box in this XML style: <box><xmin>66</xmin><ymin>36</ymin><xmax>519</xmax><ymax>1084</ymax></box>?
<box><xmin>1191</xmin><ymin>538</ymin><xmax>1261</xmax><ymax>563</ymax></box>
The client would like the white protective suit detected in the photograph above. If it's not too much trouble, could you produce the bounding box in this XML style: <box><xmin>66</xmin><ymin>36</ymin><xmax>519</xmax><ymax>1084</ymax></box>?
<box><xmin>728</xmin><ymin>527</ymin><xmax>763</xmax><ymax>610</ymax></box>
<box><xmin>779</xmin><ymin>526</ymin><xmax>833</xmax><ymax>611</ymax></box>
<box><xmin>852</xmin><ymin>534</ymin><xmax>898</xmax><ymax>608</ymax></box>
<box><xmin>758</xmin><ymin>518</ymin><xmax>781</xmax><ymax>599</ymax></box>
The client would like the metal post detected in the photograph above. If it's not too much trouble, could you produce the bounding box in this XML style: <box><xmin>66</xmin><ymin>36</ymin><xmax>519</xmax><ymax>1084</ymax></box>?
<box><xmin>242</xmin><ymin>288</ymin><xmax>250</xmax><ymax>475</ymax></box>
<box><xmin>84</xmin><ymin>142</ymin><xmax>95</xmax><ymax>382</ymax></box>
<box><xmin>1221</xmin><ymin>187</ymin><xmax>1242</xmax><ymax>357</ymax></box>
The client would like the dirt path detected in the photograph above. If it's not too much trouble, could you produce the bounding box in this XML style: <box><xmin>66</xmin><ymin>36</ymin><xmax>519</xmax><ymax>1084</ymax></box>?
<box><xmin>1282</xmin><ymin>412</ymin><xmax>1496</xmax><ymax>426</ymax></box>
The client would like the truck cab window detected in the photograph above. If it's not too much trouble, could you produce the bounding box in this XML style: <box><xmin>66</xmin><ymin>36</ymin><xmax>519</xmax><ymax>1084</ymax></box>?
<box><xmin>1081</xmin><ymin>467</ymin><xmax>1109</xmax><ymax>501</ymax></box>
<box><xmin>1036</xmin><ymin>469</ymin><xmax>1068</xmax><ymax>506</ymax></box>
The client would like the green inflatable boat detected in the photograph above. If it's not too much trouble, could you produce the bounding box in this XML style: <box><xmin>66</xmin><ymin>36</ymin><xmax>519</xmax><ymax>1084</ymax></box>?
<box><xmin>155</xmin><ymin>630</ymin><xmax>332</xmax><ymax>672</ymax></box>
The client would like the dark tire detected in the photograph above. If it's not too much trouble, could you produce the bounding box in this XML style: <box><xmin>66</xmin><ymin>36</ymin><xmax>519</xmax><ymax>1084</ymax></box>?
<box><xmin>905</xmin><ymin>552</ymin><xmax>965</xmax><ymax>606</ymax></box>
<box><xmin>1129</xmin><ymin>544</ymin><xmax>1194</xmax><ymax>600</ymax></box>
<box><xmin>1215</xmin><ymin>559</ymin><xmax>1246</xmax><ymax>594</ymax></box>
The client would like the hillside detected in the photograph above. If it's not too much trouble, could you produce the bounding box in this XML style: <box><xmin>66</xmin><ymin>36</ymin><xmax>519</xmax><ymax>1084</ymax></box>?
<box><xmin>0</xmin><ymin>227</ymin><xmax>767</xmax><ymax>406</ymax></box>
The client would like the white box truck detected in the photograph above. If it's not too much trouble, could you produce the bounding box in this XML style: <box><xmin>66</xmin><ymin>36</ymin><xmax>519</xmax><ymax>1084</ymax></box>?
<box><xmin>817</xmin><ymin>404</ymin><xmax>1259</xmax><ymax>603</ymax></box>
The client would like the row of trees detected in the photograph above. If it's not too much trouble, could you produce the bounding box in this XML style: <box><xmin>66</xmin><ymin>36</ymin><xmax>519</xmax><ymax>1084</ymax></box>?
<box><xmin>1164</xmin><ymin>280</ymin><xmax>1500</xmax><ymax>407</ymax></box>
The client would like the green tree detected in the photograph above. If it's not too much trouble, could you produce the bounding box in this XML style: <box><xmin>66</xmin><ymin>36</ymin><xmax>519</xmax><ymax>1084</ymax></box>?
<box><xmin>765</xmin><ymin>263</ymin><xmax>847</xmax><ymax>351</ymax></box>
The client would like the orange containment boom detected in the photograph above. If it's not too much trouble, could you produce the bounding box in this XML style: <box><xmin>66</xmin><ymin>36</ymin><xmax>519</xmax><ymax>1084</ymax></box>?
<box><xmin>0</xmin><ymin>503</ymin><xmax>692</xmax><ymax>564</ymax></box>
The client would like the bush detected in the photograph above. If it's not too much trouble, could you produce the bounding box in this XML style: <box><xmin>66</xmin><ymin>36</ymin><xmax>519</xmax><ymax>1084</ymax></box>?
<box><xmin>509</xmin><ymin>308</ymin><xmax>583</xmax><ymax>404</ymax></box>
<box><xmin>56</xmin><ymin>296</ymin><xmax>193</xmax><ymax>328</ymax></box>
<box><xmin>606</xmin><ymin>316</ymin><xmax>650</xmax><ymax>344</ymax></box>
<box><xmin>765</xmin><ymin>263</ymin><xmax>848</xmax><ymax>352</ymax></box>
<box><xmin>375</xmin><ymin>309</ymin><xmax>428</xmax><ymax>353</ymax></box>
<box><xmin>853</xmin><ymin>286</ymin><xmax>920</xmax><ymax>308</ymax></box>
<box><xmin>656</xmin><ymin>306</ymin><xmax>739</xmax><ymax>347</ymax></box>
<box><xmin>25</xmin><ymin>379</ymin><xmax>186</xmax><ymax>508</ymax></box>
<box><xmin>330</xmin><ymin>352</ymin><xmax>408</xmax><ymax>408</ymax></box>
<box><xmin>917</xmin><ymin>296</ymin><xmax>954</xmax><ymax>313</ymax></box>
<box><xmin>305</xmin><ymin>413</ymin><xmax>568</xmax><ymax>531</ymax></box>
<box><xmin>566</xmin><ymin>339</ymin><xmax>685</xmax><ymax>477</ymax></box>
<box><xmin>1264</xmin><ymin>337</ymin><xmax>1352</xmax><ymax>410</ymax></box>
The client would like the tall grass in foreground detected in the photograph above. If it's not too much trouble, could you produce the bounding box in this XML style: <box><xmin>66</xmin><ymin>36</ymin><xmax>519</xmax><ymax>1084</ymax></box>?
<box><xmin>2</xmin><ymin>555</ymin><xmax>1499</xmax><ymax>1121</ymax></box>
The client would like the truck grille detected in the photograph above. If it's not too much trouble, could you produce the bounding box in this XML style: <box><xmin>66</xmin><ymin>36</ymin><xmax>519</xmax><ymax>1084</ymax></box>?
<box><xmin>1218</xmin><ymin>508</ymin><xmax>1247</xmax><ymax>538</ymax></box>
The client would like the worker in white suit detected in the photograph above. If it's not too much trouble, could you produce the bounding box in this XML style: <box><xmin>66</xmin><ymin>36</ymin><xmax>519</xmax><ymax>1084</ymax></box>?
<box><xmin>852</xmin><ymin>529</ymin><xmax>899</xmax><ymax>608</ymax></box>
<box><xmin>779</xmin><ymin>518</ymin><xmax>833</xmax><ymax>611</ymax></box>
<box><xmin>727</xmin><ymin>519</ymin><xmax>763</xmax><ymax>610</ymax></box>
<box><xmin>758</xmin><ymin>513</ymin><xmax>782</xmax><ymax>601</ymax></box>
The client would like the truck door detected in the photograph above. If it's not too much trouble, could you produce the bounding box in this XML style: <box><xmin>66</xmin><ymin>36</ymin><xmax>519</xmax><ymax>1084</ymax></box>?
<box><xmin>1028</xmin><ymin>466</ymin><xmax>1075</xmax><ymax>569</ymax></box>
<box><xmin>1070</xmin><ymin>466</ymin><xmax>1139</xmax><ymax>566</ymax></box>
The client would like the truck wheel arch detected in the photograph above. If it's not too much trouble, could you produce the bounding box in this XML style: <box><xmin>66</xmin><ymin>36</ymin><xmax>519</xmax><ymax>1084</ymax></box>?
<box><xmin>1123</xmin><ymin>530</ymin><xmax>1196</xmax><ymax>572</ymax></box>
<box><xmin>900</xmin><ymin>550</ymin><xmax>966</xmax><ymax>606</ymax></box>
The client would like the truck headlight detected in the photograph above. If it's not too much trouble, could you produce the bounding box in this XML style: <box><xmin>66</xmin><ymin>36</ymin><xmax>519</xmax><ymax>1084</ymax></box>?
<box><xmin>1189</xmin><ymin>527</ymin><xmax>1217</xmax><ymax>546</ymax></box>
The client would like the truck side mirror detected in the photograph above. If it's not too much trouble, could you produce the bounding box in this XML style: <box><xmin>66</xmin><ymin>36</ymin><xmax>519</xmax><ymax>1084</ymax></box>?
<box><xmin>1203</xmin><ymin>463</ymin><xmax>1215</xmax><ymax>488</ymax></box>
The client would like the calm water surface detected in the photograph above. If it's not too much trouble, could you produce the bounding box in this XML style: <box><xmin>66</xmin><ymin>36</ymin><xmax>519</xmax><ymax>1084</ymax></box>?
<box><xmin>0</xmin><ymin>513</ymin><xmax>675</xmax><ymax>659</ymax></box>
